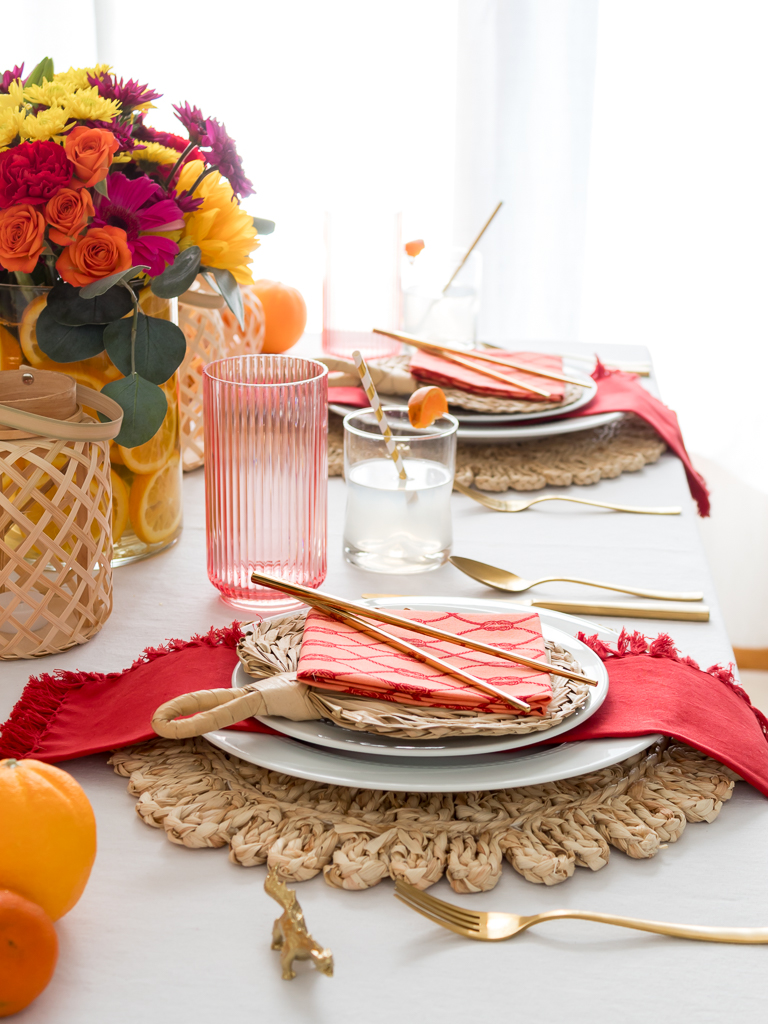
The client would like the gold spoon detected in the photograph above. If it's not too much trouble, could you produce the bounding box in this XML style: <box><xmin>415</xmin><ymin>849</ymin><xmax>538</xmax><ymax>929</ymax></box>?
<box><xmin>453</xmin><ymin>479</ymin><xmax>681</xmax><ymax>515</ymax></box>
<box><xmin>449</xmin><ymin>556</ymin><xmax>704</xmax><ymax>602</ymax></box>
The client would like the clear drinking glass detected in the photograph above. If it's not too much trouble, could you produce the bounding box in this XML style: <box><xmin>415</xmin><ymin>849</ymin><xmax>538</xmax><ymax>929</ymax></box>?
<box><xmin>343</xmin><ymin>407</ymin><xmax>458</xmax><ymax>574</ymax></box>
<box><xmin>322</xmin><ymin>210</ymin><xmax>403</xmax><ymax>360</ymax></box>
<box><xmin>204</xmin><ymin>355</ymin><xmax>328</xmax><ymax>611</ymax></box>
<box><xmin>401</xmin><ymin>246</ymin><xmax>482</xmax><ymax>350</ymax></box>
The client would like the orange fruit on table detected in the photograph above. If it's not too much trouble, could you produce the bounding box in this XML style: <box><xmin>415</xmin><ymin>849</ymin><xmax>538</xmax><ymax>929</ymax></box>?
<box><xmin>408</xmin><ymin>385</ymin><xmax>449</xmax><ymax>428</ymax></box>
<box><xmin>0</xmin><ymin>758</ymin><xmax>96</xmax><ymax>922</ymax></box>
<box><xmin>249</xmin><ymin>279</ymin><xmax>307</xmax><ymax>354</ymax></box>
<box><xmin>0</xmin><ymin>890</ymin><xmax>58</xmax><ymax>1018</ymax></box>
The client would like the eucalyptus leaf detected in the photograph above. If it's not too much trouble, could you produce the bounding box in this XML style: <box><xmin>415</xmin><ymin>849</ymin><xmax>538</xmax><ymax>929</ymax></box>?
<box><xmin>201</xmin><ymin>266</ymin><xmax>244</xmax><ymax>330</ymax></box>
<box><xmin>150</xmin><ymin>246</ymin><xmax>201</xmax><ymax>299</ymax></box>
<box><xmin>46</xmin><ymin>280</ymin><xmax>134</xmax><ymax>326</ymax></box>
<box><xmin>36</xmin><ymin>307</ymin><xmax>105</xmax><ymax>362</ymax></box>
<box><xmin>100</xmin><ymin>374</ymin><xmax>168</xmax><ymax>448</ymax></box>
<box><xmin>252</xmin><ymin>218</ymin><xmax>275</xmax><ymax>235</ymax></box>
<box><xmin>103</xmin><ymin>312</ymin><xmax>187</xmax><ymax>384</ymax></box>
<box><xmin>80</xmin><ymin>265</ymin><xmax>149</xmax><ymax>299</ymax></box>
<box><xmin>25</xmin><ymin>57</ymin><xmax>54</xmax><ymax>88</ymax></box>
<box><xmin>94</xmin><ymin>178</ymin><xmax>109</xmax><ymax>199</ymax></box>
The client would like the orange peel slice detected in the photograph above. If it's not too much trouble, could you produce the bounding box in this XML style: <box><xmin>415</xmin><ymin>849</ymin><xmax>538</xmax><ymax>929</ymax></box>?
<box><xmin>408</xmin><ymin>385</ymin><xmax>449</xmax><ymax>428</ymax></box>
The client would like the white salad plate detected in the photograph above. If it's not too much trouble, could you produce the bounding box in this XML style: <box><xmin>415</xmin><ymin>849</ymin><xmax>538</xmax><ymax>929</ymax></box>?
<box><xmin>205</xmin><ymin>598</ymin><xmax>661</xmax><ymax>792</ymax></box>
<box><xmin>237</xmin><ymin>621</ymin><xmax>608</xmax><ymax>757</ymax></box>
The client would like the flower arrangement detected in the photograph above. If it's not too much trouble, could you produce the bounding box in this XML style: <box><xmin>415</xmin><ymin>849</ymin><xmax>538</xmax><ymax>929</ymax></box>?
<box><xmin>0</xmin><ymin>57</ymin><xmax>258</xmax><ymax>446</ymax></box>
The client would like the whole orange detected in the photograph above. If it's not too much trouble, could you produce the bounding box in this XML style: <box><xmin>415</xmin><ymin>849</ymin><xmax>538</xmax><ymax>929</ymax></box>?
<box><xmin>0</xmin><ymin>759</ymin><xmax>96</xmax><ymax>922</ymax></box>
<box><xmin>0</xmin><ymin>889</ymin><xmax>58</xmax><ymax>1018</ymax></box>
<box><xmin>250</xmin><ymin>279</ymin><xmax>307</xmax><ymax>353</ymax></box>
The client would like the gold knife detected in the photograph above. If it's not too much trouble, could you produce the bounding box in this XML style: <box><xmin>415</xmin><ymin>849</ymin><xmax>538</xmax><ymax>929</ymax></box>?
<box><xmin>360</xmin><ymin>595</ymin><xmax>709</xmax><ymax>622</ymax></box>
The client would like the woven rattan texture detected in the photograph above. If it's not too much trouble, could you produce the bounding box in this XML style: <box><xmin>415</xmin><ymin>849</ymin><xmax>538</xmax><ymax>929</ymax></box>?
<box><xmin>0</xmin><ymin>425</ymin><xmax>112</xmax><ymax>658</ymax></box>
<box><xmin>110</xmin><ymin>737</ymin><xmax>739</xmax><ymax>892</ymax></box>
<box><xmin>329</xmin><ymin>412</ymin><xmax>666</xmax><ymax>492</ymax></box>
<box><xmin>236</xmin><ymin>614</ymin><xmax>590</xmax><ymax>738</ymax></box>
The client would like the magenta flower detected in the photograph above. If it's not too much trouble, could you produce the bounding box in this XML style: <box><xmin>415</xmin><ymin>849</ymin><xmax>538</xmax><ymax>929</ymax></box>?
<box><xmin>92</xmin><ymin>172</ymin><xmax>185</xmax><ymax>276</ymax></box>
<box><xmin>174</xmin><ymin>189</ymin><xmax>204</xmax><ymax>214</ymax></box>
<box><xmin>88</xmin><ymin>73</ymin><xmax>162</xmax><ymax>111</ymax></box>
<box><xmin>0</xmin><ymin>64</ymin><xmax>23</xmax><ymax>93</ymax></box>
<box><xmin>198</xmin><ymin>118</ymin><xmax>254</xmax><ymax>200</ymax></box>
<box><xmin>173</xmin><ymin>102</ymin><xmax>207</xmax><ymax>145</ymax></box>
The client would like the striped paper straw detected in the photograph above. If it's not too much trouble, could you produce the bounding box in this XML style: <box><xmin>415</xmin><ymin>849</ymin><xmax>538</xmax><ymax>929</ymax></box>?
<box><xmin>352</xmin><ymin>349</ymin><xmax>409</xmax><ymax>482</ymax></box>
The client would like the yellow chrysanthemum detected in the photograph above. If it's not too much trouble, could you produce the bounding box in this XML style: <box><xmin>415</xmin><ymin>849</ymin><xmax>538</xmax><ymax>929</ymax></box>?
<box><xmin>0</xmin><ymin>81</ymin><xmax>25</xmax><ymax>110</ymax></box>
<box><xmin>62</xmin><ymin>87</ymin><xmax>120</xmax><ymax>122</ymax></box>
<box><xmin>0</xmin><ymin>107</ymin><xmax>23</xmax><ymax>149</ymax></box>
<box><xmin>23</xmin><ymin>80</ymin><xmax>70</xmax><ymax>107</ymax></box>
<box><xmin>175</xmin><ymin>160</ymin><xmax>259</xmax><ymax>285</ymax></box>
<box><xmin>18</xmin><ymin>106</ymin><xmax>73</xmax><ymax>141</ymax></box>
<box><xmin>133</xmin><ymin>141</ymin><xmax>180</xmax><ymax>165</ymax></box>
<box><xmin>54</xmin><ymin>65</ymin><xmax>112</xmax><ymax>91</ymax></box>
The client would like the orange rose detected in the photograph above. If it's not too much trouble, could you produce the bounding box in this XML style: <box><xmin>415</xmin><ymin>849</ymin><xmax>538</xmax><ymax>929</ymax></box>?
<box><xmin>0</xmin><ymin>204</ymin><xmax>46</xmax><ymax>272</ymax></box>
<box><xmin>45</xmin><ymin>187</ymin><xmax>94</xmax><ymax>246</ymax></box>
<box><xmin>64</xmin><ymin>127</ymin><xmax>120</xmax><ymax>189</ymax></box>
<box><xmin>56</xmin><ymin>225</ymin><xmax>132</xmax><ymax>288</ymax></box>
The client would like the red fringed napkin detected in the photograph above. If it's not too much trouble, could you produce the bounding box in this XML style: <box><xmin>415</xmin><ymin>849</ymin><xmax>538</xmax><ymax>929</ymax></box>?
<box><xmin>2</xmin><ymin>624</ymin><xmax>765</xmax><ymax>798</ymax></box>
<box><xmin>409</xmin><ymin>349</ymin><xmax>568</xmax><ymax>400</ymax></box>
<box><xmin>295</xmin><ymin>609</ymin><xmax>553</xmax><ymax>714</ymax></box>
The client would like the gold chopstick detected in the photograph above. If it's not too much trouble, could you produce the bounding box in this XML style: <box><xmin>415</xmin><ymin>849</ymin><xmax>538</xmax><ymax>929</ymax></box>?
<box><xmin>442</xmin><ymin>201</ymin><xmax>503</xmax><ymax>293</ymax></box>
<box><xmin>376</xmin><ymin>329</ymin><xmax>586</xmax><ymax>389</ymax></box>
<box><xmin>249</xmin><ymin>572</ymin><xmax>594</xmax><ymax>686</ymax></box>
<box><xmin>373</xmin><ymin>329</ymin><xmax>552</xmax><ymax>400</ymax></box>
<box><xmin>313</xmin><ymin>601</ymin><xmax>531</xmax><ymax>712</ymax></box>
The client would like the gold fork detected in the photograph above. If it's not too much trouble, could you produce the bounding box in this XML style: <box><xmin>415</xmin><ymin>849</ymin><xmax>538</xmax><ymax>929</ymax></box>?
<box><xmin>453</xmin><ymin>479</ymin><xmax>681</xmax><ymax>515</ymax></box>
<box><xmin>394</xmin><ymin>880</ymin><xmax>768</xmax><ymax>944</ymax></box>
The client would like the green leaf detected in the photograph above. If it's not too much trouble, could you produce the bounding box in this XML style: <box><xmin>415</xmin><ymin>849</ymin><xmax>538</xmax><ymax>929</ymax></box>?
<box><xmin>252</xmin><ymin>218</ymin><xmax>275</xmax><ymax>235</ymax></box>
<box><xmin>100</xmin><ymin>374</ymin><xmax>168</xmax><ymax>448</ymax></box>
<box><xmin>201</xmin><ymin>266</ymin><xmax>244</xmax><ymax>330</ymax></box>
<box><xmin>150</xmin><ymin>246</ymin><xmax>201</xmax><ymax>299</ymax></box>
<box><xmin>46</xmin><ymin>280</ymin><xmax>134</xmax><ymax>326</ymax></box>
<box><xmin>103</xmin><ymin>312</ymin><xmax>187</xmax><ymax>384</ymax></box>
<box><xmin>24</xmin><ymin>57</ymin><xmax>54</xmax><ymax>88</ymax></box>
<box><xmin>94</xmin><ymin>178</ymin><xmax>109</xmax><ymax>199</ymax></box>
<box><xmin>36</xmin><ymin>307</ymin><xmax>105</xmax><ymax>362</ymax></box>
<box><xmin>80</xmin><ymin>265</ymin><xmax>149</xmax><ymax>299</ymax></box>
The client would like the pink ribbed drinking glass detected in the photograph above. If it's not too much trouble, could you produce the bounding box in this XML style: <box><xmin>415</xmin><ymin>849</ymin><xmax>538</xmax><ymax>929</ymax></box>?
<box><xmin>203</xmin><ymin>355</ymin><xmax>328</xmax><ymax>611</ymax></box>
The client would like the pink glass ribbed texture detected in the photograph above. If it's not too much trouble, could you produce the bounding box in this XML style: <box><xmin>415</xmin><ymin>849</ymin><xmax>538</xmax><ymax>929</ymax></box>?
<box><xmin>203</xmin><ymin>355</ymin><xmax>328</xmax><ymax>610</ymax></box>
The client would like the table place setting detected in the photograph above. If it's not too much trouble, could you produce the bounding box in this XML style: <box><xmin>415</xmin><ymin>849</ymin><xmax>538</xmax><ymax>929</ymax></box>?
<box><xmin>0</xmin><ymin>53</ymin><xmax>764</xmax><ymax>1021</ymax></box>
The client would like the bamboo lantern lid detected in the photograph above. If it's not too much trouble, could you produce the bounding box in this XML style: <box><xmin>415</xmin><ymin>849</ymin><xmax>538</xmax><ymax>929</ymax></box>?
<box><xmin>0</xmin><ymin>366</ymin><xmax>77</xmax><ymax>422</ymax></box>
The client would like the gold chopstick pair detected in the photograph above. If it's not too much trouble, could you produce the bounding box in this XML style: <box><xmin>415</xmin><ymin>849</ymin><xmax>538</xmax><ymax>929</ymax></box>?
<box><xmin>250</xmin><ymin>572</ymin><xmax>598</xmax><ymax>714</ymax></box>
<box><xmin>372</xmin><ymin>328</ymin><xmax>588</xmax><ymax>396</ymax></box>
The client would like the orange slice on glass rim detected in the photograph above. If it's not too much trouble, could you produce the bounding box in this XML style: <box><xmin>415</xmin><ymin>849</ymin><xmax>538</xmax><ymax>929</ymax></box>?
<box><xmin>408</xmin><ymin>385</ymin><xmax>449</xmax><ymax>428</ymax></box>
<box><xmin>128</xmin><ymin>451</ymin><xmax>182</xmax><ymax>545</ymax></box>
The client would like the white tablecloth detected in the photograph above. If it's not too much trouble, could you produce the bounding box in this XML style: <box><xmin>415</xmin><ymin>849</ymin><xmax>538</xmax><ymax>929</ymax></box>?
<box><xmin>3</xmin><ymin>343</ymin><xmax>767</xmax><ymax>1023</ymax></box>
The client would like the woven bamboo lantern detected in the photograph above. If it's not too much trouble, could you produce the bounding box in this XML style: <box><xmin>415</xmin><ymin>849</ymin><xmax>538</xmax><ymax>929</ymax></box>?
<box><xmin>178</xmin><ymin>280</ymin><xmax>265</xmax><ymax>472</ymax></box>
<box><xmin>0</xmin><ymin>367</ymin><xmax>123</xmax><ymax>659</ymax></box>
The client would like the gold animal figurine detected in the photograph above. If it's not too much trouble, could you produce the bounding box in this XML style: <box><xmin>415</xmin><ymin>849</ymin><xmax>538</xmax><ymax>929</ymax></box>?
<box><xmin>265</xmin><ymin>866</ymin><xmax>334</xmax><ymax>980</ymax></box>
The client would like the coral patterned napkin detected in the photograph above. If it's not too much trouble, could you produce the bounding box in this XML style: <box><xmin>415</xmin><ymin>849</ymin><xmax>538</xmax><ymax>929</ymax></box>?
<box><xmin>296</xmin><ymin>609</ymin><xmax>553</xmax><ymax>714</ymax></box>
<box><xmin>409</xmin><ymin>349</ymin><xmax>568</xmax><ymax>401</ymax></box>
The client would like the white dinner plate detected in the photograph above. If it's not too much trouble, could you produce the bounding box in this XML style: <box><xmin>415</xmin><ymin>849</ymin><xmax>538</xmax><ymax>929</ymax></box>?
<box><xmin>205</xmin><ymin>599</ymin><xmax>661</xmax><ymax>792</ymax></box>
<box><xmin>241</xmin><ymin>621</ymin><xmax>608</xmax><ymax>757</ymax></box>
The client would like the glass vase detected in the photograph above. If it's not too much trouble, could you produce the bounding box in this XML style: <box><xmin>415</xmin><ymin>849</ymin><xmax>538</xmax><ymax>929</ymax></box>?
<box><xmin>0</xmin><ymin>283</ymin><xmax>183</xmax><ymax>567</ymax></box>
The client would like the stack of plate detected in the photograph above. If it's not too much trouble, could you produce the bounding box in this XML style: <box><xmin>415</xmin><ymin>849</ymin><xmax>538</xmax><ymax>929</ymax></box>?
<box><xmin>328</xmin><ymin>360</ymin><xmax>622</xmax><ymax>442</ymax></box>
<box><xmin>206</xmin><ymin>598</ymin><xmax>660</xmax><ymax>793</ymax></box>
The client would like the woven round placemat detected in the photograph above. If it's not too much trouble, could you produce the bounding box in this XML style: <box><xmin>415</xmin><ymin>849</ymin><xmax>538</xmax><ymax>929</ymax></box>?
<box><xmin>109</xmin><ymin>737</ymin><xmax>739</xmax><ymax>892</ymax></box>
<box><xmin>235</xmin><ymin>614</ymin><xmax>590</xmax><ymax>739</ymax></box>
<box><xmin>329</xmin><ymin>412</ymin><xmax>665</xmax><ymax>491</ymax></box>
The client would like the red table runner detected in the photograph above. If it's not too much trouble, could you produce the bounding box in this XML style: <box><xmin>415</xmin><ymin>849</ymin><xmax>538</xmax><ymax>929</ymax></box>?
<box><xmin>1</xmin><ymin>623</ymin><xmax>766</xmax><ymax>798</ymax></box>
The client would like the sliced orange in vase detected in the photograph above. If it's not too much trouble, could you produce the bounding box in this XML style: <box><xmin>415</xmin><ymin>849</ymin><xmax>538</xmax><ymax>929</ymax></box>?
<box><xmin>109</xmin><ymin>468</ymin><xmax>130</xmax><ymax>543</ymax></box>
<box><xmin>0</xmin><ymin>323</ymin><xmax>23</xmax><ymax>371</ymax></box>
<box><xmin>128</xmin><ymin>451</ymin><xmax>182</xmax><ymax>545</ymax></box>
<box><xmin>19</xmin><ymin>295</ymin><xmax>58</xmax><ymax>370</ymax></box>
<box><xmin>117</xmin><ymin>395</ymin><xmax>177</xmax><ymax>475</ymax></box>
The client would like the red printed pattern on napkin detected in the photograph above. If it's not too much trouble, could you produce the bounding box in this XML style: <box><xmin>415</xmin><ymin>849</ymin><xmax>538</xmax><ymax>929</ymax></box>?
<box><xmin>409</xmin><ymin>349</ymin><xmax>567</xmax><ymax>401</ymax></box>
<box><xmin>296</xmin><ymin>609</ymin><xmax>552</xmax><ymax>714</ymax></box>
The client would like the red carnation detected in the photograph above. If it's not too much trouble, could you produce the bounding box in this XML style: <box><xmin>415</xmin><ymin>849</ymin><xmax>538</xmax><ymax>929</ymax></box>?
<box><xmin>0</xmin><ymin>141</ymin><xmax>73</xmax><ymax>209</ymax></box>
